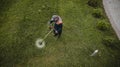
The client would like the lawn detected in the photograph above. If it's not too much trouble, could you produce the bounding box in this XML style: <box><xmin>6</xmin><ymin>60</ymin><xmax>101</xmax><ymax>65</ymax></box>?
<box><xmin>0</xmin><ymin>0</ymin><xmax>120</xmax><ymax>67</ymax></box>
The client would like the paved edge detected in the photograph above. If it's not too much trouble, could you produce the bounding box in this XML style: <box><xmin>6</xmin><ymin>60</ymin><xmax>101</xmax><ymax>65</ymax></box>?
<box><xmin>103</xmin><ymin>0</ymin><xmax>120</xmax><ymax>40</ymax></box>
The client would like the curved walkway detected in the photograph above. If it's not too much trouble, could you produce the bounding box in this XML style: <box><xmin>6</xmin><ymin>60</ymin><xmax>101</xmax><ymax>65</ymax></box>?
<box><xmin>103</xmin><ymin>0</ymin><xmax>120</xmax><ymax>40</ymax></box>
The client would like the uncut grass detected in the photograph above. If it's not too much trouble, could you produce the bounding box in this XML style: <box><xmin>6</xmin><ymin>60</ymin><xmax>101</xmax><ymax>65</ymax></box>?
<box><xmin>0</xmin><ymin>0</ymin><xmax>120</xmax><ymax>67</ymax></box>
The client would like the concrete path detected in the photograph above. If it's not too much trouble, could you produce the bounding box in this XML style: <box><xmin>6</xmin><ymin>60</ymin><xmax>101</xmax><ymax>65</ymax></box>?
<box><xmin>103</xmin><ymin>0</ymin><xmax>120</xmax><ymax>40</ymax></box>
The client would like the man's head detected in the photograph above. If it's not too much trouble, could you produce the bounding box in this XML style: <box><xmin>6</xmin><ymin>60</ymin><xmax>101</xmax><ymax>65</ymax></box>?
<box><xmin>54</xmin><ymin>16</ymin><xmax>59</xmax><ymax>22</ymax></box>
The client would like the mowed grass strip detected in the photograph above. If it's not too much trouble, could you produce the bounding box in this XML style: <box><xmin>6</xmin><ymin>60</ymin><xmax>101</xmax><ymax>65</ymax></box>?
<box><xmin>0</xmin><ymin>0</ymin><xmax>58</xmax><ymax>66</ymax></box>
<box><xmin>0</xmin><ymin>0</ymin><xmax>120</xmax><ymax>67</ymax></box>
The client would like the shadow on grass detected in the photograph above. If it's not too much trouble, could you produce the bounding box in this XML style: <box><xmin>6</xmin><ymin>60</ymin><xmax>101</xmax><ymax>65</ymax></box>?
<box><xmin>0</xmin><ymin>0</ymin><xmax>17</xmax><ymax>27</ymax></box>
<box><xmin>0</xmin><ymin>0</ymin><xmax>17</xmax><ymax>14</ymax></box>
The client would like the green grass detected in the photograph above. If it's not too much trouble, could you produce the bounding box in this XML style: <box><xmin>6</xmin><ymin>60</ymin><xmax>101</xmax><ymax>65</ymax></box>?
<box><xmin>0</xmin><ymin>0</ymin><xmax>120</xmax><ymax>67</ymax></box>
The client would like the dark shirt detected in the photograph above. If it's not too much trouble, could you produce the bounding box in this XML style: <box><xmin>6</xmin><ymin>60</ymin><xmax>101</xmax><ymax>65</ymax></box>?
<box><xmin>50</xmin><ymin>20</ymin><xmax>62</xmax><ymax>32</ymax></box>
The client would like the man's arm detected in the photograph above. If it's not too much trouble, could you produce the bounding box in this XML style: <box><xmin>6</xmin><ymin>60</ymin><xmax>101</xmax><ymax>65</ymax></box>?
<box><xmin>48</xmin><ymin>20</ymin><xmax>55</xmax><ymax>29</ymax></box>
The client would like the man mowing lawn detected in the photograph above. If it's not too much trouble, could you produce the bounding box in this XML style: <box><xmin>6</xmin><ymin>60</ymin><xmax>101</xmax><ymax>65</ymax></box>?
<box><xmin>48</xmin><ymin>15</ymin><xmax>63</xmax><ymax>38</ymax></box>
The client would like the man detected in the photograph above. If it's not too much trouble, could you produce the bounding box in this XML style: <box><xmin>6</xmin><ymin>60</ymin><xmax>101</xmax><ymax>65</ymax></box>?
<box><xmin>48</xmin><ymin>15</ymin><xmax>63</xmax><ymax>38</ymax></box>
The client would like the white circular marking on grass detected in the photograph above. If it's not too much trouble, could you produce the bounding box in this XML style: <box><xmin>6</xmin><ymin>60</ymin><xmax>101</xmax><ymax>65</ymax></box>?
<box><xmin>35</xmin><ymin>38</ymin><xmax>45</xmax><ymax>48</ymax></box>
